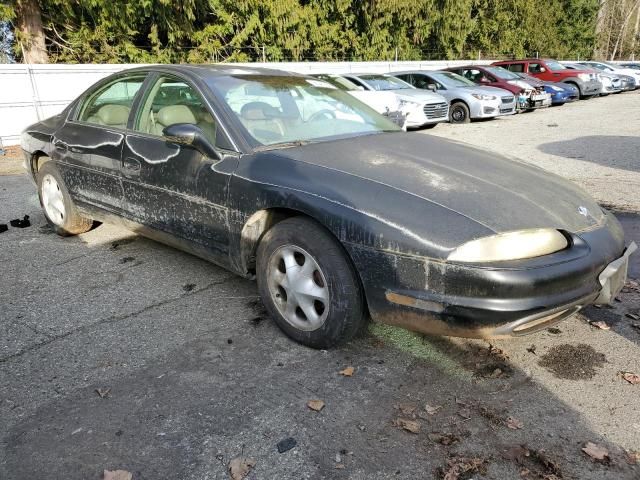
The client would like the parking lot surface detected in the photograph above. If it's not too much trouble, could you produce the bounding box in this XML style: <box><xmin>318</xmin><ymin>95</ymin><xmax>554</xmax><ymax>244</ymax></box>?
<box><xmin>1</xmin><ymin>92</ymin><xmax>639</xmax><ymax>479</ymax></box>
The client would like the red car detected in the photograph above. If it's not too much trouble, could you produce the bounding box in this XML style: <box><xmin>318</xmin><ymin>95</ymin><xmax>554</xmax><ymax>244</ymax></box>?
<box><xmin>492</xmin><ymin>59</ymin><xmax>602</xmax><ymax>98</ymax></box>
<box><xmin>443</xmin><ymin>65</ymin><xmax>551</xmax><ymax>111</ymax></box>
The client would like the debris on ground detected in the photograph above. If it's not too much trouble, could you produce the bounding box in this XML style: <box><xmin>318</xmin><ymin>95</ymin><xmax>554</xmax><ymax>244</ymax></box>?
<box><xmin>103</xmin><ymin>470</ymin><xmax>132</xmax><ymax>480</ymax></box>
<box><xmin>622</xmin><ymin>280</ymin><xmax>640</xmax><ymax>294</ymax></box>
<box><xmin>395</xmin><ymin>403</ymin><xmax>417</xmax><ymax>417</ymax></box>
<box><xmin>428</xmin><ymin>432</ymin><xmax>459</xmax><ymax>445</ymax></box>
<box><xmin>9</xmin><ymin>215</ymin><xmax>30</xmax><ymax>228</ymax></box>
<box><xmin>589</xmin><ymin>320</ymin><xmax>610</xmax><ymax>330</ymax></box>
<box><xmin>538</xmin><ymin>344</ymin><xmax>606</xmax><ymax>380</ymax></box>
<box><xmin>502</xmin><ymin>445</ymin><xmax>563</xmax><ymax>479</ymax></box>
<box><xmin>425</xmin><ymin>404</ymin><xmax>442</xmax><ymax>415</ymax></box>
<box><xmin>276</xmin><ymin>437</ymin><xmax>296</xmax><ymax>453</ymax></box>
<box><xmin>339</xmin><ymin>366</ymin><xmax>355</xmax><ymax>377</ymax></box>
<box><xmin>547</xmin><ymin>327</ymin><xmax>562</xmax><ymax>335</ymax></box>
<box><xmin>526</xmin><ymin>345</ymin><xmax>537</xmax><ymax>355</ymax></box>
<box><xmin>625</xmin><ymin>450</ymin><xmax>640</xmax><ymax>465</ymax></box>
<box><xmin>625</xmin><ymin>312</ymin><xmax>640</xmax><ymax>321</ymax></box>
<box><xmin>182</xmin><ymin>283</ymin><xmax>196</xmax><ymax>292</ymax></box>
<box><xmin>619</xmin><ymin>371</ymin><xmax>640</xmax><ymax>385</ymax></box>
<box><xmin>506</xmin><ymin>416</ymin><xmax>524</xmax><ymax>430</ymax></box>
<box><xmin>0</xmin><ymin>224</ymin><xmax>7</xmax><ymax>233</ymax></box>
<box><xmin>393</xmin><ymin>418</ymin><xmax>421</xmax><ymax>434</ymax></box>
<box><xmin>436</xmin><ymin>455</ymin><xmax>488</xmax><ymax>480</ymax></box>
<box><xmin>95</xmin><ymin>387</ymin><xmax>111</xmax><ymax>398</ymax></box>
<box><xmin>119</xmin><ymin>256</ymin><xmax>135</xmax><ymax>264</ymax></box>
<box><xmin>307</xmin><ymin>399</ymin><xmax>325</xmax><ymax>412</ymax></box>
<box><xmin>228</xmin><ymin>456</ymin><xmax>256</xmax><ymax>480</ymax></box>
<box><xmin>582</xmin><ymin>442</ymin><xmax>610</xmax><ymax>463</ymax></box>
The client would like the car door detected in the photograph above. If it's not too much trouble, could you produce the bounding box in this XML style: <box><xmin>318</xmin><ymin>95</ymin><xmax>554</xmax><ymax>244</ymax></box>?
<box><xmin>52</xmin><ymin>73</ymin><xmax>147</xmax><ymax>214</ymax></box>
<box><xmin>121</xmin><ymin>72</ymin><xmax>239</xmax><ymax>266</ymax></box>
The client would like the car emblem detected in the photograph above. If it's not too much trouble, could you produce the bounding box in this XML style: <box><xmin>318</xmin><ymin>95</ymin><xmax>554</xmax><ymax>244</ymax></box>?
<box><xmin>578</xmin><ymin>206</ymin><xmax>590</xmax><ymax>217</ymax></box>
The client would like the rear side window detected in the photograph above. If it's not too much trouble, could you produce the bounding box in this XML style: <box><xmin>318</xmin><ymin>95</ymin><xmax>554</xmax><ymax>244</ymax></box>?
<box><xmin>77</xmin><ymin>75</ymin><xmax>146</xmax><ymax>128</ymax></box>
<box><xmin>506</xmin><ymin>63</ymin><xmax>525</xmax><ymax>73</ymax></box>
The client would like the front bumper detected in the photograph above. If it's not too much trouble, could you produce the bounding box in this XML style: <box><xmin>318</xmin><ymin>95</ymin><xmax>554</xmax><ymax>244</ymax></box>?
<box><xmin>470</xmin><ymin>98</ymin><xmax>516</xmax><ymax>118</ymax></box>
<box><xmin>580</xmin><ymin>80</ymin><xmax>602</xmax><ymax>96</ymax></box>
<box><xmin>349</xmin><ymin>214</ymin><xmax>633</xmax><ymax>339</ymax></box>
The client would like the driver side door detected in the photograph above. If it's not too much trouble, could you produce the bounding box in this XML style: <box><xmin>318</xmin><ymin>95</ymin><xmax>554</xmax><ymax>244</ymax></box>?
<box><xmin>121</xmin><ymin>73</ymin><xmax>239</xmax><ymax>266</ymax></box>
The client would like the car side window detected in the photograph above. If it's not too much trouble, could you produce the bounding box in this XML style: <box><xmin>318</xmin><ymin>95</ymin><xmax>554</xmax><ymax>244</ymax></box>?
<box><xmin>463</xmin><ymin>69</ymin><xmax>485</xmax><ymax>83</ymax></box>
<box><xmin>77</xmin><ymin>75</ymin><xmax>145</xmax><ymax>129</ymax></box>
<box><xmin>507</xmin><ymin>63</ymin><xmax>524</xmax><ymax>73</ymax></box>
<box><xmin>345</xmin><ymin>77</ymin><xmax>368</xmax><ymax>89</ymax></box>
<box><xmin>133</xmin><ymin>76</ymin><xmax>218</xmax><ymax>146</ymax></box>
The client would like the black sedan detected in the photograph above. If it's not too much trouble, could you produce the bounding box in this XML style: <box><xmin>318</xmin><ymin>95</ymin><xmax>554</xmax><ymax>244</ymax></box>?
<box><xmin>21</xmin><ymin>65</ymin><xmax>636</xmax><ymax>348</ymax></box>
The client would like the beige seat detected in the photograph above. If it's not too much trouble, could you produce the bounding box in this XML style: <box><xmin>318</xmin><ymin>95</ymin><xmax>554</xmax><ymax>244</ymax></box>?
<box><xmin>151</xmin><ymin>105</ymin><xmax>197</xmax><ymax>136</ymax></box>
<box><xmin>239</xmin><ymin>102</ymin><xmax>285</xmax><ymax>141</ymax></box>
<box><xmin>86</xmin><ymin>104</ymin><xmax>130</xmax><ymax>128</ymax></box>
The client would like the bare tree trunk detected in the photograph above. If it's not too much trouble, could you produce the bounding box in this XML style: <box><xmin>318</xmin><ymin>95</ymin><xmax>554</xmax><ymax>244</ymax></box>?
<box><xmin>631</xmin><ymin>2</ymin><xmax>640</xmax><ymax>60</ymax></box>
<box><xmin>611</xmin><ymin>0</ymin><xmax>640</xmax><ymax>60</ymax></box>
<box><xmin>594</xmin><ymin>0</ymin><xmax>608</xmax><ymax>58</ymax></box>
<box><xmin>15</xmin><ymin>0</ymin><xmax>48</xmax><ymax>63</ymax></box>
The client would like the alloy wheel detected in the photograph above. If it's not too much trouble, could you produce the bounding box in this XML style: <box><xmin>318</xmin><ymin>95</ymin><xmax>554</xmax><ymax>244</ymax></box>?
<box><xmin>41</xmin><ymin>174</ymin><xmax>65</xmax><ymax>226</ymax></box>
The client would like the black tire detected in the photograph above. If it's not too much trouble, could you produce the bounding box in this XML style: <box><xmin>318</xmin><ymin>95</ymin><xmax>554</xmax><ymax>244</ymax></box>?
<box><xmin>449</xmin><ymin>102</ymin><xmax>470</xmax><ymax>124</ymax></box>
<box><xmin>36</xmin><ymin>160</ymin><xmax>93</xmax><ymax>236</ymax></box>
<box><xmin>256</xmin><ymin>216</ymin><xmax>366</xmax><ymax>349</ymax></box>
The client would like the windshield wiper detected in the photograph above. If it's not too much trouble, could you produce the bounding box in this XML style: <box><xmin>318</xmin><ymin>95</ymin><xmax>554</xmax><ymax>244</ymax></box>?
<box><xmin>254</xmin><ymin>140</ymin><xmax>313</xmax><ymax>151</ymax></box>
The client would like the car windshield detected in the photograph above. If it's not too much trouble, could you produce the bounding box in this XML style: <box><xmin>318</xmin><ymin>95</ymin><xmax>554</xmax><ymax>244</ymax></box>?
<box><xmin>514</xmin><ymin>72</ymin><xmax>538</xmax><ymax>82</ymax></box>
<box><xmin>207</xmin><ymin>74</ymin><xmax>400</xmax><ymax>148</ymax></box>
<box><xmin>545</xmin><ymin>60</ymin><xmax>567</xmax><ymax>71</ymax></box>
<box><xmin>485</xmin><ymin>66</ymin><xmax>520</xmax><ymax>80</ymax></box>
<box><xmin>359</xmin><ymin>75</ymin><xmax>414</xmax><ymax>91</ymax></box>
<box><xmin>312</xmin><ymin>75</ymin><xmax>359</xmax><ymax>91</ymax></box>
<box><xmin>429</xmin><ymin>72</ymin><xmax>477</xmax><ymax>87</ymax></box>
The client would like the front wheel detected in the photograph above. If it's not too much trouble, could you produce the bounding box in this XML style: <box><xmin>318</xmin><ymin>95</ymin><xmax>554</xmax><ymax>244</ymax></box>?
<box><xmin>256</xmin><ymin>217</ymin><xmax>367</xmax><ymax>349</ymax></box>
<box><xmin>449</xmin><ymin>102</ymin><xmax>470</xmax><ymax>124</ymax></box>
<box><xmin>36</xmin><ymin>161</ymin><xmax>93</xmax><ymax>236</ymax></box>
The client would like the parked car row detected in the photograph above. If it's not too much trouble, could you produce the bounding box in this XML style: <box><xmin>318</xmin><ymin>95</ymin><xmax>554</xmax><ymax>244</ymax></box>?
<box><xmin>310</xmin><ymin>58</ymin><xmax>638</xmax><ymax>128</ymax></box>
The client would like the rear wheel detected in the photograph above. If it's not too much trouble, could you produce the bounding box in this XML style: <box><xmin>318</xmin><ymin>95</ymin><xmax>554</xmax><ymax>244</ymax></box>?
<box><xmin>256</xmin><ymin>217</ymin><xmax>366</xmax><ymax>348</ymax></box>
<box><xmin>36</xmin><ymin>161</ymin><xmax>93</xmax><ymax>236</ymax></box>
<box><xmin>449</xmin><ymin>102</ymin><xmax>470</xmax><ymax>124</ymax></box>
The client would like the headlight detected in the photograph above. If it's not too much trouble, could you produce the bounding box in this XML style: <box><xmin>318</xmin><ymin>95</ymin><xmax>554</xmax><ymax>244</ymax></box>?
<box><xmin>550</xmin><ymin>85</ymin><xmax>563</xmax><ymax>92</ymax></box>
<box><xmin>447</xmin><ymin>229</ymin><xmax>568</xmax><ymax>263</ymax></box>
<box><xmin>471</xmin><ymin>93</ymin><xmax>497</xmax><ymax>100</ymax></box>
<box><xmin>578</xmin><ymin>73</ymin><xmax>590</xmax><ymax>81</ymax></box>
<box><xmin>399</xmin><ymin>99</ymin><xmax>421</xmax><ymax>109</ymax></box>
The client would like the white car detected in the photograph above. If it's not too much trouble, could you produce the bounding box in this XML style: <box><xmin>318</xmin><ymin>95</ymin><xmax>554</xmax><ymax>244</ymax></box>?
<box><xmin>576</xmin><ymin>61</ymin><xmax>640</xmax><ymax>88</ymax></box>
<box><xmin>311</xmin><ymin>74</ymin><xmax>406</xmax><ymax>128</ymax></box>
<box><xmin>341</xmin><ymin>73</ymin><xmax>449</xmax><ymax>129</ymax></box>
<box><xmin>563</xmin><ymin>63</ymin><xmax>622</xmax><ymax>95</ymax></box>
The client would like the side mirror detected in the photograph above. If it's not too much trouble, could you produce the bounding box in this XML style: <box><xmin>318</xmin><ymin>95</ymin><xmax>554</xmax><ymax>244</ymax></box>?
<box><xmin>427</xmin><ymin>84</ymin><xmax>438</xmax><ymax>92</ymax></box>
<box><xmin>539</xmin><ymin>67</ymin><xmax>547</xmax><ymax>73</ymax></box>
<box><xmin>163</xmin><ymin>123</ymin><xmax>220</xmax><ymax>160</ymax></box>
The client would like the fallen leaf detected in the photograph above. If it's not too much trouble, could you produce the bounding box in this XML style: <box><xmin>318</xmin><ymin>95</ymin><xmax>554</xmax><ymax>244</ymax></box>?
<box><xmin>103</xmin><ymin>470</ymin><xmax>132</xmax><ymax>480</ymax></box>
<box><xmin>625</xmin><ymin>450</ymin><xmax>640</xmax><ymax>465</ymax></box>
<box><xmin>502</xmin><ymin>445</ymin><xmax>529</xmax><ymax>462</ymax></box>
<box><xmin>582</xmin><ymin>442</ymin><xmax>609</xmax><ymax>462</ymax></box>
<box><xmin>395</xmin><ymin>403</ymin><xmax>417</xmax><ymax>416</ymax></box>
<box><xmin>339</xmin><ymin>366</ymin><xmax>354</xmax><ymax>377</ymax></box>
<box><xmin>425</xmin><ymin>404</ymin><xmax>442</xmax><ymax>415</ymax></box>
<box><xmin>440</xmin><ymin>456</ymin><xmax>488</xmax><ymax>480</ymax></box>
<box><xmin>428</xmin><ymin>432</ymin><xmax>459</xmax><ymax>445</ymax></box>
<box><xmin>95</xmin><ymin>387</ymin><xmax>111</xmax><ymax>398</ymax></box>
<box><xmin>590</xmin><ymin>320</ymin><xmax>610</xmax><ymax>330</ymax></box>
<box><xmin>620</xmin><ymin>371</ymin><xmax>640</xmax><ymax>384</ymax></box>
<box><xmin>458</xmin><ymin>408</ymin><xmax>472</xmax><ymax>420</ymax></box>
<box><xmin>228</xmin><ymin>456</ymin><xmax>256</xmax><ymax>480</ymax></box>
<box><xmin>335</xmin><ymin>464</ymin><xmax>345</xmax><ymax>469</ymax></box>
<box><xmin>506</xmin><ymin>416</ymin><xmax>524</xmax><ymax>430</ymax></box>
<box><xmin>393</xmin><ymin>418</ymin><xmax>421</xmax><ymax>434</ymax></box>
<box><xmin>307</xmin><ymin>399</ymin><xmax>325</xmax><ymax>411</ymax></box>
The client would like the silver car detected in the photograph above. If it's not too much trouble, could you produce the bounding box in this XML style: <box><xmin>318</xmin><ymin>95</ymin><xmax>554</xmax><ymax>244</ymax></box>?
<box><xmin>341</xmin><ymin>73</ymin><xmax>449</xmax><ymax>128</ymax></box>
<box><xmin>391</xmin><ymin>70</ymin><xmax>516</xmax><ymax>123</ymax></box>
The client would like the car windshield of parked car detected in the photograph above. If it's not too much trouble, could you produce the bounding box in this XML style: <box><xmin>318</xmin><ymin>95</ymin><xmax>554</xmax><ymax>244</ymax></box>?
<box><xmin>485</xmin><ymin>66</ymin><xmax>520</xmax><ymax>80</ymax></box>
<box><xmin>359</xmin><ymin>75</ymin><xmax>414</xmax><ymax>91</ymax></box>
<box><xmin>544</xmin><ymin>60</ymin><xmax>567</xmax><ymax>71</ymax></box>
<box><xmin>429</xmin><ymin>72</ymin><xmax>477</xmax><ymax>88</ymax></box>
<box><xmin>207</xmin><ymin>74</ymin><xmax>400</xmax><ymax>148</ymax></box>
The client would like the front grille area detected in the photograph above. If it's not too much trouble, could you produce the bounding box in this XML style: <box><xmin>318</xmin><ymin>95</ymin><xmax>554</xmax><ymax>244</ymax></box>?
<box><xmin>501</xmin><ymin>95</ymin><xmax>514</xmax><ymax>104</ymax></box>
<box><xmin>423</xmin><ymin>102</ymin><xmax>448</xmax><ymax>119</ymax></box>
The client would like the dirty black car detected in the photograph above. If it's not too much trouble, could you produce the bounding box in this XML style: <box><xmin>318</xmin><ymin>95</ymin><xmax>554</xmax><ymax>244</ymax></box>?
<box><xmin>21</xmin><ymin>65</ymin><xmax>636</xmax><ymax>348</ymax></box>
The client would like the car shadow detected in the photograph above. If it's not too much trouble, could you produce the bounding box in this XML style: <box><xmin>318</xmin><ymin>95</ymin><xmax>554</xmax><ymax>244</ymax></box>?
<box><xmin>538</xmin><ymin>136</ymin><xmax>640</xmax><ymax>173</ymax></box>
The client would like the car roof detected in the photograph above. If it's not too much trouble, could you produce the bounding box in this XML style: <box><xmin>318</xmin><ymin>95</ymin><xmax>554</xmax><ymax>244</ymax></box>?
<box><xmin>117</xmin><ymin>64</ymin><xmax>303</xmax><ymax>80</ymax></box>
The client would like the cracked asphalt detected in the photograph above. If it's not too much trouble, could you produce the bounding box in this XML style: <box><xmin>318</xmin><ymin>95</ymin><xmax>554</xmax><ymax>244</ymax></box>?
<box><xmin>1</xmin><ymin>92</ymin><xmax>640</xmax><ymax>480</ymax></box>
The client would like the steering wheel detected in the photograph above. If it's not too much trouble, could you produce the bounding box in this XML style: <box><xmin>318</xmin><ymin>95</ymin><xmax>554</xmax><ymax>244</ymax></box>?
<box><xmin>307</xmin><ymin>109</ymin><xmax>336</xmax><ymax>122</ymax></box>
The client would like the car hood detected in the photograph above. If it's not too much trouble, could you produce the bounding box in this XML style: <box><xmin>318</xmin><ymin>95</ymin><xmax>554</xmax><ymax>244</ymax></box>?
<box><xmin>274</xmin><ymin>132</ymin><xmax>603</xmax><ymax>235</ymax></box>
<box><xmin>347</xmin><ymin>90</ymin><xmax>399</xmax><ymax>113</ymax></box>
<box><xmin>389</xmin><ymin>89</ymin><xmax>446</xmax><ymax>103</ymax></box>
<box><xmin>457</xmin><ymin>85</ymin><xmax>513</xmax><ymax>97</ymax></box>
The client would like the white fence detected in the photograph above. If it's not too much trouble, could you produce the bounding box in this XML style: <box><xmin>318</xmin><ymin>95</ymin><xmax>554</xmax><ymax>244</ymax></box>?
<box><xmin>0</xmin><ymin>60</ymin><xmax>497</xmax><ymax>146</ymax></box>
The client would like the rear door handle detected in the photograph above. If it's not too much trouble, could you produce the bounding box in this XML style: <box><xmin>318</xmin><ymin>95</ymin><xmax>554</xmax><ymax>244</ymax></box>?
<box><xmin>123</xmin><ymin>157</ymin><xmax>141</xmax><ymax>172</ymax></box>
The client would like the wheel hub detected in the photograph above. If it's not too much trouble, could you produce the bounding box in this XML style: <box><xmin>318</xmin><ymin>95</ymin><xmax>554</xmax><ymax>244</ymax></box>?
<box><xmin>267</xmin><ymin>245</ymin><xmax>330</xmax><ymax>331</ymax></box>
<box><xmin>41</xmin><ymin>174</ymin><xmax>65</xmax><ymax>226</ymax></box>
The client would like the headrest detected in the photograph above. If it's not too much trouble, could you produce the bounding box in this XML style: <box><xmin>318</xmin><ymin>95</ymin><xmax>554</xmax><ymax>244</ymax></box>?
<box><xmin>157</xmin><ymin>105</ymin><xmax>197</xmax><ymax>126</ymax></box>
<box><xmin>241</xmin><ymin>102</ymin><xmax>278</xmax><ymax>121</ymax></box>
<box><xmin>96</xmin><ymin>105</ymin><xmax>130</xmax><ymax>125</ymax></box>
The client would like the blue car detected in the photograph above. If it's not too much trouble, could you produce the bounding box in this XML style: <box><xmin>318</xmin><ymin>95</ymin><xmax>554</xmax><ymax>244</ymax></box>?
<box><xmin>512</xmin><ymin>72</ymin><xmax>579</xmax><ymax>105</ymax></box>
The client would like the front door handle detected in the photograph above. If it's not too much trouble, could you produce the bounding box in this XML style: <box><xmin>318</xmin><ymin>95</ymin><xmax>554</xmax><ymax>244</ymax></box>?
<box><xmin>53</xmin><ymin>140</ymin><xmax>68</xmax><ymax>152</ymax></box>
<box><xmin>123</xmin><ymin>157</ymin><xmax>141</xmax><ymax>172</ymax></box>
